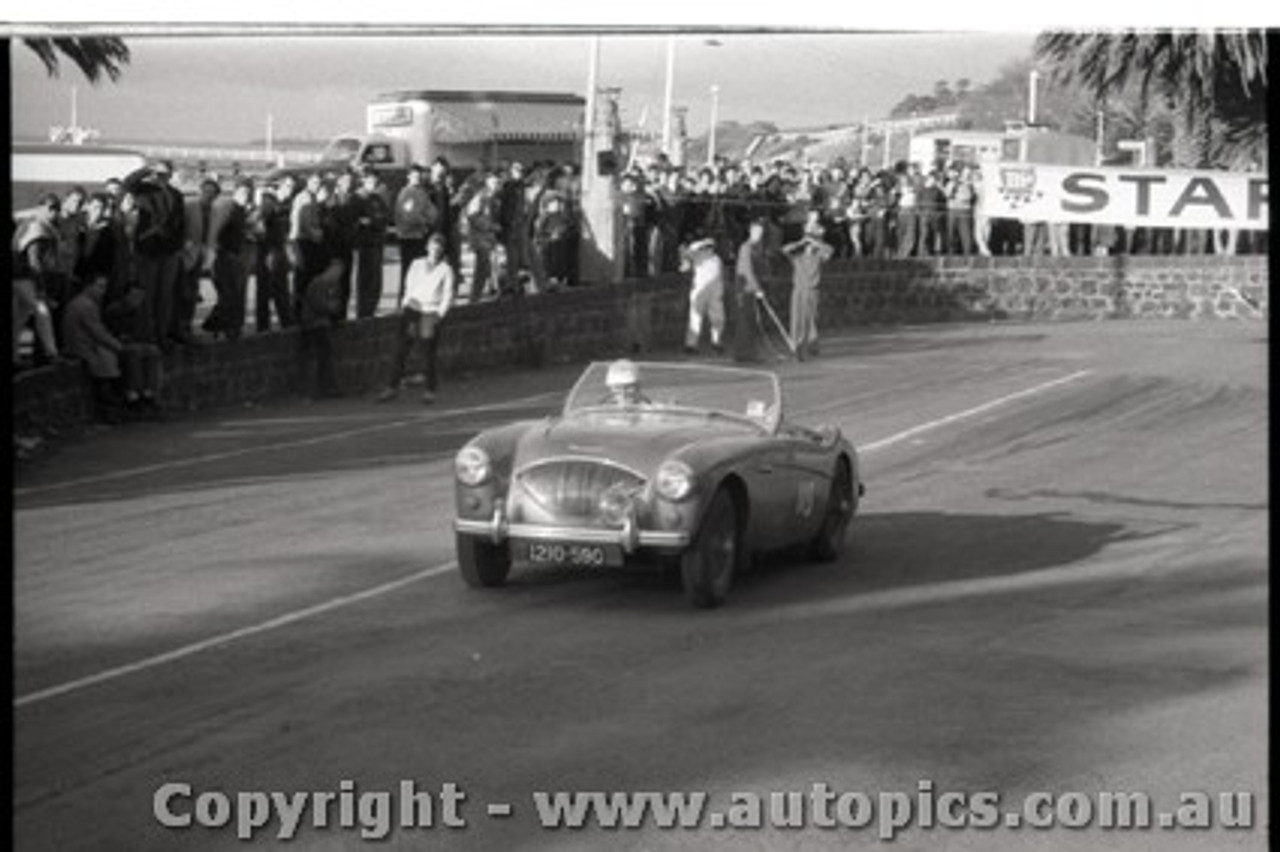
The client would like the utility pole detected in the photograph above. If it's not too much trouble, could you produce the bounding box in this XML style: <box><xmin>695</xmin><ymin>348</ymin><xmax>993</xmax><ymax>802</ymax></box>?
<box><xmin>672</xmin><ymin>106</ymin><xmax>688</xmax><ymax>168</ymax></box>
<box><xmin>706</xmin><ymin>84</ymin><xmax>720</xmax><ymax>167</ymax></box>
<box><xmin>1028</xmin><ymin>69</ymin><xmax>1040</xmax><ymax>124</ymax></box>
<box><xmin>661</xmin><ymin>36</ymin><xmax>676</xmax><ymax>159</ymax></box>
<box><xmin>579</xmin><ymin>36</ymin><xmax>621</xmax><ymax>284</ymax></box>
<box><xmin>1094</xmin><ymin>104</ymin><xmax>1105</xmax><ymax>166</ymax></box>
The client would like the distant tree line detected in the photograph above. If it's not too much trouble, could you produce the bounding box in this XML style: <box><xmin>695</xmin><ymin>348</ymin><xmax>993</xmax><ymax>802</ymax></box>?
<box><xmin>884</xmin><ymin>31</ymin><xmax>1267</xmax><ymax>171</ymax></box>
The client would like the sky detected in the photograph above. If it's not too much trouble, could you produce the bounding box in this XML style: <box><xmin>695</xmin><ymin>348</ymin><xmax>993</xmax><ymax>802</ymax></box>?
<box><xmin>11</xmin><ymin>31</ymin><xmax>1038</xmax><ymax>147</ymax></box>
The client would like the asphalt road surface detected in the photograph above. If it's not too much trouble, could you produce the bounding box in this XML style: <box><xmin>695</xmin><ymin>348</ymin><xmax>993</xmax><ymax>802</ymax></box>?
<box><xmin>13</xmin><ymin>319</ymin><xmax>1267</xmax><ymax>851</ymax></box>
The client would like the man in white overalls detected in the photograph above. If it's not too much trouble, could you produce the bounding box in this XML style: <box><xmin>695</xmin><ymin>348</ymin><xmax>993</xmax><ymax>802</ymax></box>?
<box><xmin>681</xmin><ymin>237</ymin><xmax>726</xmax><ymax>355</ymax></box>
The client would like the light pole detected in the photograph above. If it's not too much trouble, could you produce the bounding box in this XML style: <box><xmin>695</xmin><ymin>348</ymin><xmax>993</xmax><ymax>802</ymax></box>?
<box><xmin>1028</xmin><ymin>69</ymin><xmax>1041</xmax><ymax>125</ymax></box>
<box><xmin>583</xmin><ymin>36</ymin><xmax>600</xmax><ymax>191</ymax></box>
<box><xmin>671</xmin><ymin>106</ymin><xmax>689</xmax><ymax>168</ymax></box>
<box><xmin>661</xmin><ymin>36</ymin><xmax>676</xmax><ymax>158</ymax></box>
<box><xmin>707</xmin><ymin>84</ymin><xmax>720</xmax><ymax>167</ymax></box>
<box><xmin>1094</xmin><ymin>103</ymin><xmax>1106</xmax><ymax>166</ymax></box>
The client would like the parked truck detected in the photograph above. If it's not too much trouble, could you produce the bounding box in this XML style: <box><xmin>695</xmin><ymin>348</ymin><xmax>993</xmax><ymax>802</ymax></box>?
<box><xmin>270</xmin><ymin>89</ymin><xmax>585</xmax><ymax>198</ymax></box>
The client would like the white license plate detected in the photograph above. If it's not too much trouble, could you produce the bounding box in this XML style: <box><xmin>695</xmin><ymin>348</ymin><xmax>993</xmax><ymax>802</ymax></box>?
<box><xmin>519</xmin><ymin>541</ymin><xmax>622</xmax><ymax>568</ymax></box>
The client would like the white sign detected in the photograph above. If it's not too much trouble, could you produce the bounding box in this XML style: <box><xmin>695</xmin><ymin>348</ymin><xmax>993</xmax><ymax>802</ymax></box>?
<box><xmin>981</xmin><ymin>164</ymin><xmax>1269</xmax><ymax>229</ymax></box>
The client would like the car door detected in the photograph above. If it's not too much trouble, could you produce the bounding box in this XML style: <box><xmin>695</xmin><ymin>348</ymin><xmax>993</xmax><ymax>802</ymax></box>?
<box><xmin>774</xmin><ymin>424</ymin><xmax>837</xmax><ymax>546</ymax></box>
<box><xmin>735</xmin><ymin>439</ymin><xmax>793</xmax><ymax>551</ymax></box>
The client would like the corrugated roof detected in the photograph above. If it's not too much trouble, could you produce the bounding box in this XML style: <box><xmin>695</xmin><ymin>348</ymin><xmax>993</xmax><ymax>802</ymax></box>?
<box><xmin>430</xmin><ymin>101</ymin><xmax>583</xmax><ymax>144</ymax></box>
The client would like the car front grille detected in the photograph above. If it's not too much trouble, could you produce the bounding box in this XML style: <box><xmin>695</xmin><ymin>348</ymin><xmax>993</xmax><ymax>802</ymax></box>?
<box><xmin>515</xmin><ymin>459</ymin><xmax>646</xmax><ymax>523</ymax></box>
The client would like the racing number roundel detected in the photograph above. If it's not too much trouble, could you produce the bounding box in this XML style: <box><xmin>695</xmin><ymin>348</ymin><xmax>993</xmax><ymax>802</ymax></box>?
<box><xmin>796</xmin><ymin>481</ymin><xmax>817</xmax><ymax>519</ymax></box>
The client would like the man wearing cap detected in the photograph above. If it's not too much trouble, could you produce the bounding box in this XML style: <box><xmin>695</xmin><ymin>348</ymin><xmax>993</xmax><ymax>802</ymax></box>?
<box><xmin>681</xmin><ymin>237</ymin><xmax>725</xmax><ymax>355</ymax></box>
<box><xmin>782</xmin><ymin>221</ymin><xmax>834</xmax><ymax>360</ymax></box>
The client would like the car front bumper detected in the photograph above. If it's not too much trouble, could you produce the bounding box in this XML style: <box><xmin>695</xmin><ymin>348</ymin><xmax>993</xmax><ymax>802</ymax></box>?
<box><xmin>455</xmin><ymin>508</ymin><xmax>690</xmax><ymax>554</ymax></box>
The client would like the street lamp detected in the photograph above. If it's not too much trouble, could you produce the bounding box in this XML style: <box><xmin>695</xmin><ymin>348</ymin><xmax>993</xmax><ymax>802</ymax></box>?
<box><xmin>661</xmin><ymin>37</ymin><xmax>676</xmax><ymax>157</ymax></box>
<box><xmin>707</xmin><ymin>84</ymin><xmax>720</xmax><ymax>167</ymax></box>
<box><xmin>661</xmin><ymin>37</ymin><xmax>722</xmax><ymax>161</ymax></box>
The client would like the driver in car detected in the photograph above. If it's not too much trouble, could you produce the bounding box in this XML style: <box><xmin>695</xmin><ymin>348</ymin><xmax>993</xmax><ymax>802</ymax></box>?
<box><xmin>605</xmin><ymin>359</ymin><xmax>652</xmax><ymax>408</ymax></box>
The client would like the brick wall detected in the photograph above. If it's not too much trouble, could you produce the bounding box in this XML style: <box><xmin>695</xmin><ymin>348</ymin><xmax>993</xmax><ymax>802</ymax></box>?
<box><xmin>12</xmin><ymin>255</ymin><xmax>1268</xmax><ymax>438</ymax></box>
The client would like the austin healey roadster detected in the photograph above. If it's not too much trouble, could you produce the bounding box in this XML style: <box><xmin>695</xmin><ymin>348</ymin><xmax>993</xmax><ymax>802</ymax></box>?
<box><xmin>453</xmin><ymin>360</ymin><xmax>863</xmax><ymax>608</ymax></box>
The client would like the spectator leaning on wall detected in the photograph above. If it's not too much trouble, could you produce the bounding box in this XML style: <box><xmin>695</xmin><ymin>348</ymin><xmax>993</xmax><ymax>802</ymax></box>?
<box><xmin>296</xmin><ymin>257</ymin><xmax>344</xmax><ymax>400</ymax></box>
<box><xmin>376</xmin><ymin>233</ymin><xmax>455</xmax><ymax>405</ymax></box>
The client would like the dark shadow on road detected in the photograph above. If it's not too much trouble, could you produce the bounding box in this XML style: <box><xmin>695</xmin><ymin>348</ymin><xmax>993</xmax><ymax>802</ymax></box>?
<box><xmin>985</xmin><ymin>486</ymin><xmax>1269</xmax><ymax>513</ymax></box>
<box><xmin>495</xmin><ymin>509</ymin><xmax>1188</xmax><ymax>614</ymax></box>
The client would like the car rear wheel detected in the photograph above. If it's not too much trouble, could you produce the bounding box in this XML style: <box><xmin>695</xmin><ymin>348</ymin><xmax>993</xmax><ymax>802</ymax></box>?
<box><xmin>810</xmin><ymin>460</ymin><xmax>856</xmax><ymax>562</ymax></box>
<box><xmin>457</xmin><ymin>534</ymin><xmax>512</xmax><ymax>588</ymax></box>
<box><xmin>681</xmin><ymin>487</ymin><xmax>741</xmax><ymax>609</ymax></box>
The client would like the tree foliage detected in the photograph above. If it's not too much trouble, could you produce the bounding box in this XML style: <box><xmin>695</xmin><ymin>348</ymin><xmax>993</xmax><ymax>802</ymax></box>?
<box><xmin>23</xmin><ymin>37</ymin><xmax>131</xmax><ymax>84</ymax></box>
<box><xmin>887</xmin><ymin>78</ymin><xmax>972</xmax><ymax>119</ymax></box>
<box><xmin>1033</xmin><ymin>31</ymin><xmax>1267</xmax><ymax>168</ymax></box>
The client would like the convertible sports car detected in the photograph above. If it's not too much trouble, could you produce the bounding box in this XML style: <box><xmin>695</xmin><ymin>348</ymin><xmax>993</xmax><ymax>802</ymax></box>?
<box><xmin>453</xmin><ymin>360</ymin><xmax>863</xmax><ymax>608</ymax></box>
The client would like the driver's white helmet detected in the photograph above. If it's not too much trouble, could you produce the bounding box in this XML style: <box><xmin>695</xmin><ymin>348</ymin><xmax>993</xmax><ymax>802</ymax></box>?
<box><xmin>605</xmin><ymin>359</ymin><xmax>641</xmax><ymax>390</ymax></box>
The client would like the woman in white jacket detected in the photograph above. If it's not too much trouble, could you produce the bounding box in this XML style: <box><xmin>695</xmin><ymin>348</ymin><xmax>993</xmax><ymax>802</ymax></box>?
<box><xmin>375</xmin><ymin>233</ymin><xmax>454</xmax><ymax>404</ymax></box>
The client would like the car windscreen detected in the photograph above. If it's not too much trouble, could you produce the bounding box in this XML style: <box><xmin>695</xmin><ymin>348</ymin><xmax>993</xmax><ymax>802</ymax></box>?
<box><xmin>565</xmin><ymin>362</ymin><xmax>781</xmax><ymax>431</ymax></box>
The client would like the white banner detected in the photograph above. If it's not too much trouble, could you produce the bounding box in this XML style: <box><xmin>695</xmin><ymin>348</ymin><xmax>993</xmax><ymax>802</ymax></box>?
<box><xmin>981</xmin><ymin>164</ymin><xmax>1269</xmax><ymax>230</ymax></box>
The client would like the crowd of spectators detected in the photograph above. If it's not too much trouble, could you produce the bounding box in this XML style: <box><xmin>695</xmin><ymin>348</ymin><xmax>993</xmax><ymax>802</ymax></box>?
<box><xmin>609</xmin><ymin>154</ymin><xmax>1265</xmax><ymax>279</ymax></box>
<box><xmin>12</xmin><ymin>149</ymin><xmax>1266</xmax><ymax>421</ymax></box>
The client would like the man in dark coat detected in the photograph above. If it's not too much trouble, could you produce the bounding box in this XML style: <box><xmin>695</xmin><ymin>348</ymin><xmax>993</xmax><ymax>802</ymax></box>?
<box><xmin>352</xmin><ymin>169</ymin><xmax>390</xmax><ymax>318</ymax></box>
<box><xmin>124</xmin><ymin>160</ymin><xmax>186</xmax><ymax>349</ymax></box>
<box><xmin>732</xmin><ymin>219</ymin><xmax>767</xmax><ymax>362</ymax></box>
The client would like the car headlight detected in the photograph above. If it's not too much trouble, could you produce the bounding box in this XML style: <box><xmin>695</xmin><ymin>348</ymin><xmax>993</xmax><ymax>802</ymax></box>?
<box><xmin>455</xmin><ymin>446</ymin><xmax>492</xmax><ymax>487</ymax></box>
<box><xmin>654</xmin><ymin>460</ymin><xmax>695</xmax><ymax>502</ymax></box>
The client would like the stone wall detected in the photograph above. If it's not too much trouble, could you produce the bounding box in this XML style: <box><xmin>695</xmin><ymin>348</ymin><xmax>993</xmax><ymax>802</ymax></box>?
<box><xmin>12</xmin><ymin>255</ymin><xmax>1268</xmax><ymax>438</ymax></box>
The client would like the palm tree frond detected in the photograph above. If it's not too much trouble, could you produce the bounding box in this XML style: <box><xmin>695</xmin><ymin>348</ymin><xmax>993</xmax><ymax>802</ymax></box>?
<box><xmin>22</xmin><ymin>37</ymin><xmax>130</xmax><ymax>84</ymax></box>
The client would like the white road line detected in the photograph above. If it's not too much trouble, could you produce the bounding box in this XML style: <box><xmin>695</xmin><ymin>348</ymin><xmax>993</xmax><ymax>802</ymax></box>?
<box><xmin>14</xmin><ymin>563</ymin><xmax>459</xmax><ymax>709</ymax></box>
<box><xmin>13</xmin><ymin>392</ymin><xmax>560</xmax><ymax>497</ymax></box>
<box><xmin>860</xmin><ymin>370</ymin><xmax>1092</xmax><ymax>454</ymax></box>
<box><xmin>13</xmin><ymin>370</ymin><xmax>1092</xmax><ymax>708</ymax></box>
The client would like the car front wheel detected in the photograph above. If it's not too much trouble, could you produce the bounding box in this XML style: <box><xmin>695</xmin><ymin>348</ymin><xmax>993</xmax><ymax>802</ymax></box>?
<box><xmin>681</xmin><ymin>487</ymin><xmax>741</xmax><ymax>609</ymax></box>
<box><xmin>810</xmin><ymin>461</ymin><xmax>856</xmax><ymax>562</ymax></box>
<box><xmin>457</xmin><ymin>534</ymin><xmax>512</xmax><ymax>588</ymax></box>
